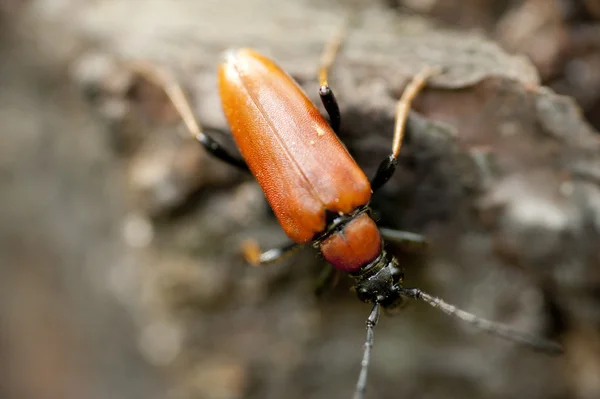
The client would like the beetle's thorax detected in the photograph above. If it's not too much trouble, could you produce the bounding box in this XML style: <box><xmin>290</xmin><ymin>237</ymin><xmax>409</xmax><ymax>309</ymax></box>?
<box><xmin>317</xmin><ymin>209</ymin><xmax>382</xmax><ymax>273</ymax></box>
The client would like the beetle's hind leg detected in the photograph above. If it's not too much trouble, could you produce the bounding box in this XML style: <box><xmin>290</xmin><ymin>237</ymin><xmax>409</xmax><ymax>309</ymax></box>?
<box><xmin>317</xmin><ymin>17</ymin><xmax>354</xmax><ymax>134</ymax></box>
<box><xmin>128</xmin><ymin>61</ymin><xmax>249</xmax><ymax>172</ymax></box>
<box><xmin>370</xmin><ymin>66</ymin><xmax>442</xmax><ymax>192</ymax></box>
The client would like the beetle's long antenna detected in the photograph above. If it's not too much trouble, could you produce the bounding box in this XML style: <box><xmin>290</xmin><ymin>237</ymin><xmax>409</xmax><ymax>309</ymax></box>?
<box><xmin>353</xmin><ymin>303</ymin><xmax>380</xmax><ymax>399</ymax></box>
<box><xmin>400</xmin><ymin>288</ymin><xmax>563</xmax><ymax>355</ymax></box>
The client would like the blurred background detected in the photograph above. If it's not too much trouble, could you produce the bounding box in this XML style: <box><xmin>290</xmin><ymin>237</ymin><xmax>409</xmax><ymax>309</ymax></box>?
<box><xmin>1</xmin><ymin>1</ymin><xmax>600</xmax><ymax>399</ymax></box>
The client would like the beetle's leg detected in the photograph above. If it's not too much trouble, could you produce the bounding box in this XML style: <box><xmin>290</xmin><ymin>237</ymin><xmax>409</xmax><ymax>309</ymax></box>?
<box><xmin>129</xmin><ymin>61</ymin><xmax>249</xmax><ymax>171</ymax></box>
<box><xmin>370</xmin><ymin>67</ymin><xmax>442</xmax><ymax>192</ymax></box>
<box><xmin>379</xmin><ymin>228</ymin><xmax>428</xmax><ymax>253</ymax></box>
<box><xmin>314</xmin><ymin>263</ymin><xmax>341</xmax><ymax>297</ymax></box>
<box><xmin>318</xmin><ymin>19</ymin><xmax>351</xmax><ymax>134</ymax></box>
<box><xmin>242</xmin><ymin>239</ymin><xmax>303</xmax><ymax>266</ymax></box>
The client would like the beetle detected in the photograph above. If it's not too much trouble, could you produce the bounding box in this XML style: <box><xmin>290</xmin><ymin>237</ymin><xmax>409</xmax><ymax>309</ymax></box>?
<box><xmin>130</xmin><ymin>30</ymin><xmax>563</xmax><ymax>399</ymax></box>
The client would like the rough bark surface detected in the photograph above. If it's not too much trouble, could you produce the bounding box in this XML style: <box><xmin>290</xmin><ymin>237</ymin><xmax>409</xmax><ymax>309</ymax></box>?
<box><xmin>2</xmin><ymin>1</ymin><xmax>600</xmax><ymax>399</ymax></box>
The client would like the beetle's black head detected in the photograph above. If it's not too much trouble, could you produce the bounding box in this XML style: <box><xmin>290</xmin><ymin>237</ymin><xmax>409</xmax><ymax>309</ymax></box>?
<box><xmin>352</xmin><ymin>251</ymin><xmax>405</xmax><ymax>309</ymax></box>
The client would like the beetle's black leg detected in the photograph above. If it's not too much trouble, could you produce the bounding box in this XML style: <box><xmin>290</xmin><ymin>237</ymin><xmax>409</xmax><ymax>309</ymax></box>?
<box><xmin>370</xmin><ymin>67</ymin><xmax>442</xmax><ymax>192</ymax></box>
<box><xmin>317</xmin><ymin>19</ymin><xmax>351</xmax><ymax>134</ymax></box>
<box><xmin>314</xmin><ymin>263</ymin><xmax>341</xmax><ymax>297</ymax></box>
<box><xmin>379</xmin><ymin>228</ymin><xmax>428</xmax><ymax>253</ymax></box>
<box><xmin>129</xmin><ymin>61</ymin><xmax>249</xmax><ymax>172</ymax></box>
<box><xmin>242</xmin><ymin>240</ymin><xmax>303</xmax><ymax>266</ymax></box>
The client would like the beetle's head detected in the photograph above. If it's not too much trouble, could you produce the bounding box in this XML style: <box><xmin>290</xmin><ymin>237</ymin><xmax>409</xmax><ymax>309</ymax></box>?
<box><xmin>352</xmin><ymin>251</ymin><xmax>405</xmax><ymax>309</ymax></box>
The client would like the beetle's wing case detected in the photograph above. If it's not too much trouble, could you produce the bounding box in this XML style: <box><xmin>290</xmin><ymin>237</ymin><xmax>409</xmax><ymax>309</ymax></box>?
<box><xmin>218</xmin><ymin>49</ymin><xmax>371</xmax><ymax>243</ymax></box>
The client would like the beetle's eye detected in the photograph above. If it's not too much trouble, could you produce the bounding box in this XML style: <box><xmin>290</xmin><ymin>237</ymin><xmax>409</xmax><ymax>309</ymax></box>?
<box><xmin>357</xmin><ymin>287</ymin><xmax>371</xmax><ymax>302</ymax></box>
<box><xmin>391</xmin><ymin>267</ymin><xmax>404</xmax><ymax>281</ymax></box>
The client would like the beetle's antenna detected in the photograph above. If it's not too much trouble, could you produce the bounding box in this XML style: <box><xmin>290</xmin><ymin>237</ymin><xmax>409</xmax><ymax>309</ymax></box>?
<box><xmin>400</xmin><ymin>288</ymin><xmax>563</xmax><ymax>355</ymax></box>
<box><xmin>353</xmin><ymin>303</ymin><xmax>380</xmax><ymax>399</ymax></box>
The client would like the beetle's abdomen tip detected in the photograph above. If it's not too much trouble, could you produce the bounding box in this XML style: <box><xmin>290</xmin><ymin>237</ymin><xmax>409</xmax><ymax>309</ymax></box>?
<box><xmin>221</xmin><ymin>48</ymin><xmax>239</xmax><ymax>63</ymax></box>
<box><xmin>221</xmin><ymin>48</ymin><xmax>255</xmax><ymax>66</ymax></box>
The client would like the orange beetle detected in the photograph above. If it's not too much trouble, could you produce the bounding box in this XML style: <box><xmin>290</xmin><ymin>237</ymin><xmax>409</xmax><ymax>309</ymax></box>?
<box><xmin>219</xmin><ymin>49</ymin><xmax>377</xmax><ymax>272</ymax></box>
<box><xmin>131</xmin><ymin>34</ymin><xmax>562</xmax><ymax>399</ymax></box>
